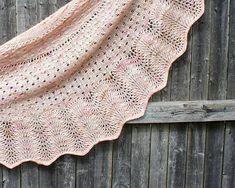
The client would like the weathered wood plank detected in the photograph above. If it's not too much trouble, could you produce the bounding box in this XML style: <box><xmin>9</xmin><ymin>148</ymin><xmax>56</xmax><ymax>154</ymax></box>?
<box><xmin>149</xmin><ymin>61</ymin><xmax>171</xmax><ymax>188</ymax></box>
<box><xmin>37</xmin><ymin>0</ymin><xmax>49</xmax><ymax>21</ymax></box>
<box><xmin>37</xmin><ymin>0</ymin><xmax>57</xmax><ymax>21</ymax></box>
<box><xmin>204</xmin><ymin>0</ymin><xmax>229</xmax><ymax>187</ymax></box>
<box><xmin>166</xmin><ymin>27</ymin><xmax>192</xmax><ymax>188</ymax></box>
<box><xmin>186</xmin><ymin>124</ymin><xmax>206</xmax><ymax>188</ymax></box>
<box><xmin>226</xmin><ymin>2</ymin><xmax>235</xmax><ymax>99</ymax></box>
<box><xmin>2</xmin><ymin>167</ymin><xmax>21</xmax><ymax>188</ymax></box>
<box><xmin>78</xmin><ymin>141</ymin><xmax>114</xmax><ymax>188</ymax></box>
<box><xmin>204</xmin><ymin>124</ymin><xmax>225</xmax><ymax>188</ymax></box>
<box><xmin>185</xmin><ymin>0</ymin><xmax>211</xmax><ymax>186</ymax></box>
<box><xmin>54</xmin><ymin>155</ymin><xmax>76</xmax><ymax>188</ymax></box>
<box><xmin>222</xmin><ymin>124</ymin><xmax>235</xmax><ymax>188</ymax></box>
<box><xmin>167</xmin><ymin>125</ymin><xmax>188</xmax><ymax>188</ymax></box>
<box><xmin>149</xmin><ymin>124</ymin><xmax>169</xmax><ymax>188</ymax></box>
<box><xmin>190</xmin><ymin>8</ymin><xmax>210</xmax><ymax>101</ymax></box>
<box><xmin>39</xmin><ymin>165</ymin><xmax>56</xmax><ymax>188</ymax></box>
<box><xmin>56</xmin><ymin>0</ymin><xmax>68</xmax><ymax>9</ymax></box>
<box><xmin>128</xmin><ymin>100</ymin><xmax>235</xmax><ymax>124</ymax></box>
<box><xmin>0</xmin><ymin>0</ymin><xmax>7</xmax><ymax>45</ymax></box>
<box><xmin>226</xmin><ymin>0</ymin><xmax>235</xmax><ymax>99</ymax></box>
<box><xmin>131</xmin><ymin>124</ymin><xmax>151</xmax><ymax>188</ymax></box>
<box><xmin>49</xmin><ymin>0</ymin><xmax>58</xmax><ymax>14</ymax></box>
<box><xmin>16</xmin><ymin>0</ymin><xmax>37</xmax><ymax>34</ymax></box>
<box><xmin>93</xmin><ymin>142</ymin><xmax>113</xmax><ymax>188</ymax></box>
<box><xmin>222</xmin><ymin>0</ymin><xmax>235</xmax><ymax>187</ymax></box>
<box><xmin>76</xmin><ymin>150</ymin><xmax>95</xmax><ymax>188</ymax></box>
<box><xmin>5</xmin><ymin>0</ymin><xmax>17</xmax><ymax>40</ymax></box>
<box><xmin>21</xmin><ymin>163</ymin><xmax>39</xmax><ymax>188</ymax></box>
<box><xmin>112</xmin><ymin>126</ymin><xmax>132</xmax><ymax>188</ymax></box>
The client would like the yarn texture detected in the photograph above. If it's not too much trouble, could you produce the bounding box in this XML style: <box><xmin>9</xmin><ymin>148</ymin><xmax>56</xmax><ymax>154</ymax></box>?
<box><xmin>0</xmin><ymin>0</ymin><xmax>204</xmax><ymax>168</ymax></box>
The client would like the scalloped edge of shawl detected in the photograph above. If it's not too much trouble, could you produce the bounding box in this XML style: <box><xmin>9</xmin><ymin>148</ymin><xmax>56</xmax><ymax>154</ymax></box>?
<box><xmin>1</xmin><ymin>0</ymin><xmax>205</xmax><ymax>169</ymax></box>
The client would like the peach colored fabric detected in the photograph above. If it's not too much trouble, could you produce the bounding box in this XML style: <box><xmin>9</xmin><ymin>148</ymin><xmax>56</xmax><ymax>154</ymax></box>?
<box><xmin>0</xmin><ymin>0</ymin><xmax>204</xmax><ymax>168</ymax></box>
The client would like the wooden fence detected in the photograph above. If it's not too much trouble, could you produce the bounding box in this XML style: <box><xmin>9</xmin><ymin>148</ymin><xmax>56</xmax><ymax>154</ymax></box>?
<box><xmin>0</xmin><ymin>0</ymin><xmax>234</xmax><ymax>188</ymax></box>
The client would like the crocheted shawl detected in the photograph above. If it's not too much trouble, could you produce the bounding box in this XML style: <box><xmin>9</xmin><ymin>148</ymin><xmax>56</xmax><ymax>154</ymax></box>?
<box><xmin>0</xmin><ymin>0</ymin><xmax>204</xmax><ymax>168</ymax></box>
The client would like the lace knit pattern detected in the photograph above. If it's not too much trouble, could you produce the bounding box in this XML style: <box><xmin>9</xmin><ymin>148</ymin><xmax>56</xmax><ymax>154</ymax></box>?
<box><xmin>0</xmin><ymin>0</ymin><xmax>204</xmax><ymax>168</ymax></box>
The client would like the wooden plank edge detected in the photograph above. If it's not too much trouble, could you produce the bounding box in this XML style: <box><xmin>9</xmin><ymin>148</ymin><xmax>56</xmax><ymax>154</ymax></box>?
<box><xmin>127</xmin><ymin>100</ymin><xmax>235</xmax><ymax>124</ymax></box>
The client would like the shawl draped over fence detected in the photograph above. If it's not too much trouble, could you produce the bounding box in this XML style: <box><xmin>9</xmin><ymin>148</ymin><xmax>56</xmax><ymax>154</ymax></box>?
<box><xmin>0</xmin><ymin>0</ymin><xmax>204</xmax><ymax>168</ymax></box>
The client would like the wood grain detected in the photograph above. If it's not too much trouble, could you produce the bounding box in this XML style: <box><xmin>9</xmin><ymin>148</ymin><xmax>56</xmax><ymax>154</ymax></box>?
<box><xmin>185</xmin><ymin>0</ymin><xmax>210</xmax><ymax>184</ymax></box>
<box><xmin>128</xmin><ymin>100</ymin><xmax>235</xmax><ymax>124</ymax></box>
<box><xmin>204</xmin><ymin>0</ymin><xmax>229</xmax><ymax>187</ymax></box>
<box><xmin>93</xmin><ymin>142</ymin><xmax>113</xmax><ymax>188</ymax></box>
<box><xmin>149</xmin><ymin>41</ymin><xmax>171</xmax><ymax>188</ymax></box>
<box><xmin>76</xmin><ymin>150</ymin><xmax>95</xmax><ymax>187</ymax></box>
<box><xmin>112</xmin><ymin>126</ymin><xmax>132</xmax><ymax>188</ymax></box>
<box><xmin>54</xmin><ymin>155</ymin><xmax>76</xmax><ymax>188</ymax></box>
<box><xmin>131</xmin><ymin>124</ymin><xmax>151</xmax><ymax>188</ymax></box>
<box><xmin>222</xmin><ymin>0</ymin><xmax>235</xmax><ymax>187</ymax></box>
<box><xmin>166</xmin><ymin>29</ymin><xmax>191</xmax><ymax>188</ymax></box>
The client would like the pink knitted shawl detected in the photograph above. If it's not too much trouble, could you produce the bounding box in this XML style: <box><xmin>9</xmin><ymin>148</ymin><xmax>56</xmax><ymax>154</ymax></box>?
<box><xmin>0</xmin><ymin>0</ymin><xmax>204</xmax><ymax>168</ymax></box>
